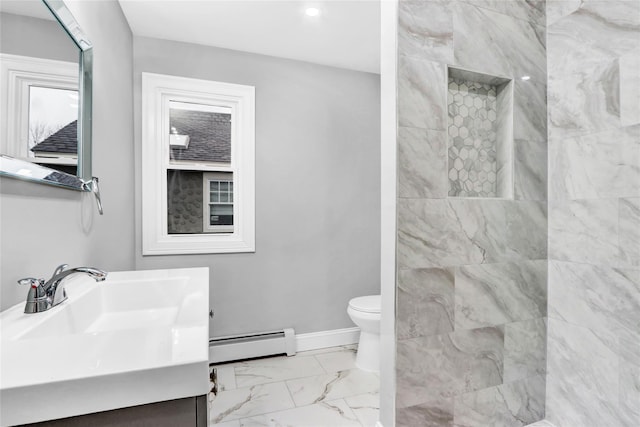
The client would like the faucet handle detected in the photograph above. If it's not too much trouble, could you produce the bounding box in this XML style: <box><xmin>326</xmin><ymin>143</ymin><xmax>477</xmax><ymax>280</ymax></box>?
<box><xmin>18</xmin><ymin>277</ymin><xmax>44</xmax><ymax>289</ymax></box>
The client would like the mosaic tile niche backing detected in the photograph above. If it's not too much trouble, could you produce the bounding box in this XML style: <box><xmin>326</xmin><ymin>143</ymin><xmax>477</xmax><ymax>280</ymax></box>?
<box><xmin>447</xmin><ymin>77</ymin><xmax>500</xmax><ymax>197</ymax></box>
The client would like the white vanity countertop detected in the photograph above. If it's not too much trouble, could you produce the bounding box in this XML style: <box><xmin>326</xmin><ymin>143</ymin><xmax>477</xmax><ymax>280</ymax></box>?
<box><xmin>0</xmin><ymin>267</ymin><xmax>209</xmax><ymax>426</ymax></box>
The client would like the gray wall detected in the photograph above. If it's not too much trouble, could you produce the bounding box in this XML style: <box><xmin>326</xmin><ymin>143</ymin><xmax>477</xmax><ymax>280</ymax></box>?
<box><xmin>546</xmin><ymin>1</ymin><xmax>640</xmax><ymax>426</ymax></box>
<box><xmin>395</xmin><ymin>1</ymin><xmax>547</xmax><ymax>425</ymax></box>
<box><xmin>133</xmin><ymin>37</ymin><xmax>381</xmax><ymax>337</ymax></box>
<box><xmin>0</xmin><ymin>12</ymin><xmax>78</xmax><ymax>62</ymax></box>
<box><xmin>0</xmin><ymin>1</ymin><xmax>135</xmax><ymax>310</ymax></box>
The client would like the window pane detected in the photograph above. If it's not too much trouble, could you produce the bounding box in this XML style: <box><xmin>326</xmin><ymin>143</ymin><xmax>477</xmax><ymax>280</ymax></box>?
<box><xmin>29</xmin><ymin>86</ymin><xmax>78</xmax><ymax>154</ymax></box>
<box><xmin>219</xmin><ymin>192</ymin><xmax>228</xmax><ymax>203</ymax></box>
<box><xmin>167</xmin><ymin>170</ymin><xmax>205</xmax><ymax>234</ymax></box>
<box><xmin>168</xmin><ymin>101</ymin><xmax>232</xmax><ymax>164</ymax></box>
<box><xmin>219</xmin><ymin>181</ymin><xmax>229</xmax><ymax>191</ymax></box>
<box><xmin>210</xmin><ymin>204</ymin><xmax>233</xmax><ymax>226</ymax></box>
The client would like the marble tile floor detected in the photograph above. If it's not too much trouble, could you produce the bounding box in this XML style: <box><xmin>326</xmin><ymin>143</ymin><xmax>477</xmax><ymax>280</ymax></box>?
<box><xmin>208</xmin><ymin>345</ymin><xmax>380</xmax><ymax>427</ymax></box>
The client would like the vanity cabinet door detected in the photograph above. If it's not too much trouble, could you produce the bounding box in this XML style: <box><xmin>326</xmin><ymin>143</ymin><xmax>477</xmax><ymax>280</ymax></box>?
<box><xmin>24</xmin><ymin>395</ymin><xmax>207</xmax><ymax>427</ymax></box>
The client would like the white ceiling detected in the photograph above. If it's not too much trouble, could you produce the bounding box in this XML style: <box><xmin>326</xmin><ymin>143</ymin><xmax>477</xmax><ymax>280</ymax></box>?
<box><xmin>117</xmin><ymin>0</ymin><xmax>381</xmax><ymax>74</ymax></box>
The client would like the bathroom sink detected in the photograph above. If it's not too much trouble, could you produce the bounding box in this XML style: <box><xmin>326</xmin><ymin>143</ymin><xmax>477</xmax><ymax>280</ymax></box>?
<box><xmin>0</xmin><ymin>268</ymin><xmax>209</xmax><ymax>426</ymax></box>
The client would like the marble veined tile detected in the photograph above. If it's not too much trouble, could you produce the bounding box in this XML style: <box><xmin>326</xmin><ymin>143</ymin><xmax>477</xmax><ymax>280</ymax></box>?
<box><xmin>548</xmin><ymin>261</ymin><xmax>640</xmax><ymax>350</ymax></box>
<box><xmin>525</xmin><ymin>421</ymin><xmax>556</xmax><ymax>427</ymax></box>
<box><xmin>233</xmin><ymin>354</ymin><xmax>325</xmax><ymax>388</ymax></box>
<box><xmin>514</xmin><ymin>139</ymin><xmax>547</xmax><ymax>201</ymax></box>
<box><xmin>546</xmin><ymin>0</ymin><xmax>581</xmax><ymax>26</ymax></box>
<box><xmin>549</xmin><ymin>198</ymin><xmax>620</xmax><ymax>266</ymax></box>
<box><xmin>454</xmin><ymin>375</ymin><xmax>545</xmax><ymax>427</ymax></box>
<box><xmin>398</xmin><ymin>56</ymin><xmax>447</xmax><ymax>131</ymax></box>
<box><xmin>285</xmin><ymin>368</ymin><xmax>379</xmax><ymax>407</ymax></box>
<box><xmin>344</xmin><ymin>392</ymin><xmax>380</xmax><ymax>427</ymax></box>
<box><xmin>396</xmin><ymin>396</ymin><xmax>454</xmax><ymax>427</ymax></box>
<box><xmin>548</xmin><ymin>2</ymin><xmax>639</xmax><ymax>139</ymax></box>
<box><xmin>397</xmin><ymin>267</ymin><xmax>454</xmax><ymax>340</ymax></box>
<box><xmin>455</xmin><ymin>261</ymin><xmax>547</xmax><ymax>329</ymax></box>
<box><xmin>238</xmin><ymin>398</ymin><xmax>361</xmax><ymax>427</ymax></box>
<box><xmin>296</xmin><ymin>345</ymin><xmax>357</xmax><ymax>357</ymax></box>
<box><xmin>459</xmin><ymin>0</ymin><xmax>546</xmax><ymax>26</ymax></box>
<box><xmin>398</xmin><ymin>199</ymin><xmax>482</xmax><ymax>269</ymax></box>
<box><xmin>546</xmin><ymin>318</ymin><xmax>621</xmax><ymax>427</ymax></box>
<box><xmin>398</xmin><ymin>199</ymin><xmax>547</xmax><ymax>269</ymax></box>
<box><xmin>210</xmin><ymin>420</ymin><xmax>241</xmax><ymax>427</ymax></box>
<box><xmin>620</xmin><ymin>49</ymin><xmax>640</xmax><ymax>127</ymax></box>
<box><xmin>209</xmin><ymin>382</ymin><xmax>296</xmax><ymax>424</ymax></box>
<box><xmin>546</xmin><ymin>370</ymin><xmax>626</xmax><ymax>427</ymax></box>
<box><xmin>396</xmin><ymin>327</ymin><xmax>504</xmax><ymax>408</ymax></box>
<box><xmin>617</xmin><ymin>328</ymin><xmax>640</xmax><ymax>373</ymax></box>
<box><xmin>214</xmin><ymin>365</ymin><xmax>237</xmax><ymax>392</ymax></box>
<box><xmin>620</xmin><ymin>198</ymin><xmax>640</xmax><ymax>267</ymax></box>
<box><xmin>549</xmin><ymin>125</ymin><xmax>640</xmax><ymax>200</ymax></box>
<box><xmin>398</xmin><ymin>126</ymin><xmax>448</xmax><ymax>198</ymax></box>
<box><xmin>313</xmin><ymin>347</ymin><xmax>357</xmax><ymax>373</ymax></box>
<box><xmin>453</xmin><ymin>2</ymin><xmax>546</xmax><ymax>82</ymax></box>
<box><xmin>513</xmin><ymin>79</ymin><xmax>547</xmax><ymax>144</ymax></box>
<box><xmin>548</xmin><ymin>1</ymin><xmax>640</xmax><ymax>66</ymax></box>
<box><xmin>548</xmin><ymin>56</ymin><xmax>620</xmax><ymax>139</ymax></box>
<box><xmin>504</xmin><ymin>318</ymin><xmax>547</xmax><ymax>383</ymax></box>
<box><xmin>398</xmin><ymin>0</ymin><xmax>453</xmax><ymax>64</ymax></box>
<box><xmin>619</xmin><ymin>330</ymin><xmax>640</xmax><ymax>426</ymax></box>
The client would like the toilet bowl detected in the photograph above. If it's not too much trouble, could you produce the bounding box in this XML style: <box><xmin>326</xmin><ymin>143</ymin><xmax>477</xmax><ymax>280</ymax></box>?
<box><xmin>347</xmin><ymin>295</ymin><xmax>381</xmax><ymax>373</ymax></box>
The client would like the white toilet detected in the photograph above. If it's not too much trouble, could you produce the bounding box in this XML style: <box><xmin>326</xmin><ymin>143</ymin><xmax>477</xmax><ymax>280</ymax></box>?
<box><xmin>347</xmin><ymin>295</ymin><xmax>381</xmax><ymax>373</ymax></box>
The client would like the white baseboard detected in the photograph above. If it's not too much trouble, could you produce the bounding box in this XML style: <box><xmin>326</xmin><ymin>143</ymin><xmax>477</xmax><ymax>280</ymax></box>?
<box><xmin>295</xmin><ymin>327</ymin><xmax>360</xmax><ymax>352</ymax></box>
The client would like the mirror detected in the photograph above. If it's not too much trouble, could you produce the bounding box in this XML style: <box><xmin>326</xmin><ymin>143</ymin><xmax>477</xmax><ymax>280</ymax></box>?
<box><xmin>0</xmin><ymin>0</ymin><xmax>93</xmax><ymax>191</ymax></box>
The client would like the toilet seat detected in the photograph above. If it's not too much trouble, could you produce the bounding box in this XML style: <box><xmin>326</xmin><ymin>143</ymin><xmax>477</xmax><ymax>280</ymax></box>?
<box><xmin>348</xmin><ymin>295</ymin><xmax>381</xmax><ymax>314</ymax></box>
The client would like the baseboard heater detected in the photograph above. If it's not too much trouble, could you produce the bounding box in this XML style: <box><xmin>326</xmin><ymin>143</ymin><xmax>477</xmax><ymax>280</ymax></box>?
<box><xmin>208</xmin><ymin>328</ymin><xmax>296</xmax><ymax>364</ymax></box>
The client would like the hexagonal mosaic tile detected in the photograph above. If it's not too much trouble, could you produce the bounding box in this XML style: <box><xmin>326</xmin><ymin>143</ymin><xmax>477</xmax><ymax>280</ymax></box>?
<box><xmin>447</xmin><ymin>77</ymin><xmax>498</xmax><ymax>197</ymax></box>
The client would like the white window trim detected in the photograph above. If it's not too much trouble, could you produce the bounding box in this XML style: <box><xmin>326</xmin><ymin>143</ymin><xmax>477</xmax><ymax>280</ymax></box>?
<box><xmin>142</xmin><ymin>72</ymin><xmax>255</xmax><ymax>255</ymax></box>
<box><xmin>0</xmin><ymin>53</ymin><xmax>78</xmax><ymax>164</ymax></box>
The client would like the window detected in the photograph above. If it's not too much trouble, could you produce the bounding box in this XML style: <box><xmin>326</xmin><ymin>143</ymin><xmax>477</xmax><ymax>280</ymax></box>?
<box><xmin>142</xmin><ymin>73</ymin><xmax>255</xmax><ymax>254</ymax></box>
<box><xmin>1</xmin><ymin>54</ymin><xmax>79</xmax><ymax>172</ymax></box>
<box><xmin>204</xmin><ymin>172</ymin><xmax>234</xmax><ymax>233</ymax></box>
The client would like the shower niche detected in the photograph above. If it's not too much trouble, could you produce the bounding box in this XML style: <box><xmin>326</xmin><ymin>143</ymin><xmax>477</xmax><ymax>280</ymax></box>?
<box><xmin>447</xmin><ymin>66</ymin><xmax>513</xmax><ymax>198</ymax></box>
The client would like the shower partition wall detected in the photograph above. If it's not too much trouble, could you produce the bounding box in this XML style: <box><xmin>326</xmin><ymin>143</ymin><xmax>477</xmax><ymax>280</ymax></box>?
<box><xmin>395</xmin><ymin>1</ymin><xmax>547</xmax><ymax>425</ymax></box>
<box><xmin>546</xmin><ymin>1</ymin><xmax>640</xmax><ymax>426</ymax></box>
<box><xmin>394</xmin><ymin>0</ymin><xmax>639</xmax><ymax>426</ymax></box>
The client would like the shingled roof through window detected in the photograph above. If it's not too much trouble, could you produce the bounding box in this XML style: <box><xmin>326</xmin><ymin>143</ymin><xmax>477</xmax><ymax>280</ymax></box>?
<box><xmin>169</xmin><ymin>109</ymin><xmax>231</xmax><ymax>163</ymax></box>
<box><xmin>30</xmin><ymin>120</ymin><xmax>77</xmax><ymax>154</ymax></box>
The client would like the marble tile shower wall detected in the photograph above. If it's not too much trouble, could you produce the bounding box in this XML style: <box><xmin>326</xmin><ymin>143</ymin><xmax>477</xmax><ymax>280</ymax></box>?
<box><xmin>396</xmin><ymin>1</ymin><xmax>547</xmax><ymax>426</ymax></box>
<box><xmin>546</xmin><ymin>1</ymin><xmax>640</xmax><ymax>426</ymax></box>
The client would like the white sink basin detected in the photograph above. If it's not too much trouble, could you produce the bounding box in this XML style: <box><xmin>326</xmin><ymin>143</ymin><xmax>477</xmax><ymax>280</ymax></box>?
<box><xmin>0</xmin><ymin>268</ymin><xmax>209</xmax><ymax>426</ymax></box>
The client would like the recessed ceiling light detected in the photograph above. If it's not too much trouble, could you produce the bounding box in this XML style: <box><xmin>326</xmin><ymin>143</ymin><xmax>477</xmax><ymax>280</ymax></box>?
<box><xmin>521</xmin><ymin>75</ymin><xmax>531</xmax><ymax>81</ymax></box>
<box><xmin>305</xmin><ymin>7</ymin><xmax>320</xmax><ymax>17</ymax></box>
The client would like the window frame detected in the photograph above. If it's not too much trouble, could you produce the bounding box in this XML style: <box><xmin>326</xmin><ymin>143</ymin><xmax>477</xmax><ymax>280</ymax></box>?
<box><xmin>0</xmin><ymin>53</ymin><xmax>79</xmax><ymax>166</ymax></box>
<box><xmin>141</xmin><ymin>72</ymin><xmax>255</xmax><ymax>255</ymax></box>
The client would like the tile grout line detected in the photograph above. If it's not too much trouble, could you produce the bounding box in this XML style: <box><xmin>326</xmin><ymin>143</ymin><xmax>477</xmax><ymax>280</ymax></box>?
<box><xmin>227</xmin><ymin>398</ymin><xmax>369</xmax><ymax>427</ymax></box>
<box><xmin>283</xmin><ymin>378</ymin><xmax>300</xmax><ymax>408</ymax></box>
<box><xmin>314</xmin><ymin>353</ymin><xmax>330</xmax><ymax>374</ymax></box>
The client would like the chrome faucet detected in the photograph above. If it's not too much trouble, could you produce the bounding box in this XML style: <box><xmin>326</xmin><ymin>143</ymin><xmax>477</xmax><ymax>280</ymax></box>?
<box><xmin>20</xmin><ymin>264</ymin><xmax>107</xmax><ymax>313</ymax></box>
